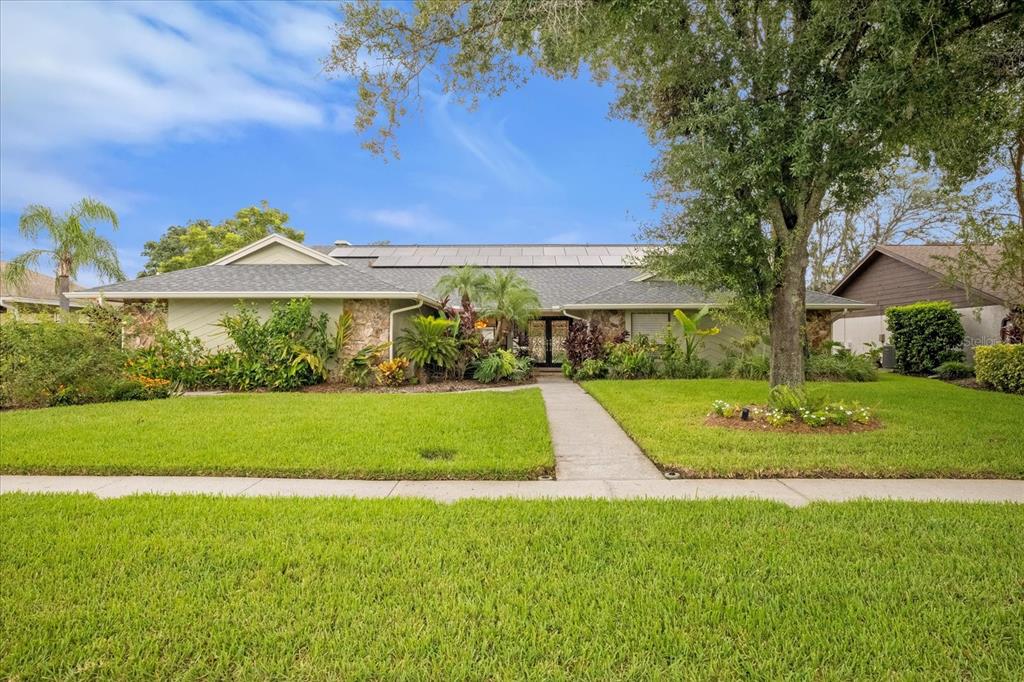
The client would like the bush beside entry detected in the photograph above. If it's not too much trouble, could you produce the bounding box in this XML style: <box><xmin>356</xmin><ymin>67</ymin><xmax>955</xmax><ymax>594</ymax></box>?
<box><xmin>885</xmin><ymin>302</ymin><xmax>965</xmax><ymax>375</ymax></box>
<box><xmin>974</xmin><ymin>344</ymin><xmax>1024</xmax><ymax>395</ymax></box>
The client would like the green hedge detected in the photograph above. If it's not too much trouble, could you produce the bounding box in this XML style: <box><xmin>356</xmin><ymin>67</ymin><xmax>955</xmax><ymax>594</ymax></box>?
<box><xmin>974</xmin><ymin>344</ymin><xmax>1024</xmax><ymax>394</ymax></box>
<box><xmin>885</xmin><ymin>301</ymin><xmax>964</xmax><ymax>374</ymax></box>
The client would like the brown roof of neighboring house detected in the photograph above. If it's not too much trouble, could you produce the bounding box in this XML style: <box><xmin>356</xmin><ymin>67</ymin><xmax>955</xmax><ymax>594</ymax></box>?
<box><xmin>0</xmin><ymin>260</ymin><xmax>81</xmax><ymax>306</ymax></box>
<box><xmin>832</xmin><ymin>244</ymin><xmax>1009</xmax><ymax>304</ymax></box>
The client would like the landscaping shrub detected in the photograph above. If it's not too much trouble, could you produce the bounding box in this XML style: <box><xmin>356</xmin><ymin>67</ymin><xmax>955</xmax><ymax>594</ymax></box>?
<box><xmin>933</xmin><ymin>360</ymin><xmax>974</xmax><ymax>380</ymax></box>
<box><xmin>473</xmin><ymin>348</ymin><xmax>531</xmax><ymax>383</ymax></box>
<box><xmin>805</xmin><ymin>350</ymin><xmax>878</xmax><ymax>382</ymax></box>
<box><xmin>659</xmin><ymin>326</ymin><xmax>712</xmax><ymax>378</ymax></box>
<box><xmin>606</xmin><ymin>337</ymin><xmax>657</xmax><ymax>379</ymax></box>
<box><xmin>974</xmin><ymin>344</ymin><xmax>1024</xmax><ymax>394</ymax></box>
<box><xmin>131</xmin><ymin>329</ymin><xmax>213</xmax><ymax>389</ymax></box>
<box><xmin>342</xmin><ymin>344</ymin><xmax>391</xmax><ymax>388</ymax></box>
<box><xmin>219</xmin><ymin>299</ymin><xmax>340</xmax><ymax>390</ymax></box>
<box><xmin>574</xmin><ymin>358</ymin><xmax>608</xmax><ymax>380</ymax></box>
<box><xmin>885</xmin><ymin>302</ymin><xmax>965</xmax><ymax>374</ymax></box>
<box><xmin>0</xmin><ymin>318</ymin><xmax>161</xmax><ymax>408</ymax></box>
<box><xmin>374</xmin><ymin>357</ymin><xmax>410</xmax><ymax>387</ymax></box>
<box><xmin>563</xmin><ymin>319</ymin><xmax>605</xmax><ymax>370</ymax></box>
<box><xmin>717</xmin><ymin>353</ymin><xmax>770</xmax><ymax>380</ymax></box>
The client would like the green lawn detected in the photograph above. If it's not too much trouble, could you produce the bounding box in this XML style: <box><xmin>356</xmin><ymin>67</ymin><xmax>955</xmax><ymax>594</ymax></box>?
<box><xmin>0</xmin><ymin>390</ymin><xmax>553</xmax><ymax>479</ymax></box>
<box><xmin>2</xmin><ymin>494</ymin><xmax>1021</xmax><ymax>678</ymax></box>
<box><xmin>584</xmin><ymin>373</ymin><xmax>1024</xmax><ymax>478</ymax></box>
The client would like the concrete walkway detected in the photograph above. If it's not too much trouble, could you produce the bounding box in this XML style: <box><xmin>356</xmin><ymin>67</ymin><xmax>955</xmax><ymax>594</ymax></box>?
<box><xmin>535</xmin><ymin>375</ymin><xmax>663</xmax><ymax>480</ymax></box>
<box><xmin>3</xmin><ymin>475</ymin><xmax>1021</xmax><ymax>507</ymax></box>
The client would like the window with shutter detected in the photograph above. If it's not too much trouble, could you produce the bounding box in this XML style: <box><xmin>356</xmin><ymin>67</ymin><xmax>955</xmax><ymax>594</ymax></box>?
<box><xmin>630</xmin><ymin>313</ymin><xmax>670</xmax><ymax>340</ymax></box>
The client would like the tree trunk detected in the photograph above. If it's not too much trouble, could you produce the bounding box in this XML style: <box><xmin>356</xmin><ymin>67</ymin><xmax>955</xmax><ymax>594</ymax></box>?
<box><xmin>56</xmin><ymin>261</ymin><xmax>71</xmax><ymax>313</ymax></box>
<box><xmin>769</xmin><ymin>257</ymin><xmax>807</xmax><ymax>387</ymax></box>
<box><xmin>768</xmin><ymin>186</ymin><xmax>822</xmax><ymax>387</ymax></box>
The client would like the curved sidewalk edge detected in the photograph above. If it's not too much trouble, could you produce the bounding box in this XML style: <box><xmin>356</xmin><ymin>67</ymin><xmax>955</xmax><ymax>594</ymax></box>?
<box><xmin>2</xmin><ymin>475</ymin><xmax>1022</xmax><ymax>507</ymax></box>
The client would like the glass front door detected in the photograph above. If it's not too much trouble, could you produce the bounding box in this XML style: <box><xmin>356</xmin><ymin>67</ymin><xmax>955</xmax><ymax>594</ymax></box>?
<box><xmin>550</xmin><ymin>319</ymin><xmax>569</xmax><ymax>365</ymax></box>
<box><xmin>527</xmin><ymin>318</ymin><xmax>571</xmax><ymax>366</ymax></box>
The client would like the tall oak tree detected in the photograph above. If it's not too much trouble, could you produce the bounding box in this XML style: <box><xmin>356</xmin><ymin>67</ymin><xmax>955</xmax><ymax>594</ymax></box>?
<box><xmin>326</xmin><ymin>0</ymin><xmax>1023</xmax><ymax>385</ymax></box>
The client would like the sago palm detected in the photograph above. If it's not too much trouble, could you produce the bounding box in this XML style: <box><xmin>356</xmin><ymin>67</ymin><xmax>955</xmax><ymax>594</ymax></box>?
<box><xmin>3</xmin><ymin>198</ymin><xmax>124</xmax><ymax>311</ymax></box>
<box><xmin>396</xmin><ymin>315</ymin><xmax>460</xmax><ymax>383</ymax></box>
<box><xmin>479</xmin><ymin>270</ymin><xmax>540</xmax><ymax>346</ymax></box>
<box><xmin>434</xmin><ymin>264</ymin><xmax>488</xmax><ymax>310</ymax></box>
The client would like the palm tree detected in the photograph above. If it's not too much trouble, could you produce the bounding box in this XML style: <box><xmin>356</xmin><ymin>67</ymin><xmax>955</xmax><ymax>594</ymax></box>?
<box><xmin>434</xmin><ymin>264</ymin><xmax>488</xmax><ymax>311</ymax></box>
<box><xmin>478</xmin><ymin>270</ymin><xmax>540</xmax><ymax>347</ymax></box>
<box><xmin>2</xmin><ymin>198</ymin><xmax>124</xmax><ymax>312</ymax></box>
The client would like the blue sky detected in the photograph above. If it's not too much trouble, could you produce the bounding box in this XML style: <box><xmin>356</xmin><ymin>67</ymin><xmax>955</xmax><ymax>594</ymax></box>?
<box><xmin>0</xmin><ymin>1</ymin><xmax>659</xmax><ymax>283</ymax></box>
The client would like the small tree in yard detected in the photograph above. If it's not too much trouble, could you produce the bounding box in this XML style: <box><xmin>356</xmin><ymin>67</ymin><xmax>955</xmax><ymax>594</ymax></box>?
<box><xmin>3</xmin><ymin>198</ymin><xmax>124</xmax><ymax>312</ymax></box>
<box><xmin>477</xmin><ymin>270</ymin><xmax>540</xmax><ymax>347</ymax></box>
<box><xmin>325</xmin><ymin>0</ymin><xmax>1023</xmax><ymax>386</ymax></box>
<box><xmin>435</xmin><ymin>265</ymin><xmax>488</xmax><ymax>312</ymax></box>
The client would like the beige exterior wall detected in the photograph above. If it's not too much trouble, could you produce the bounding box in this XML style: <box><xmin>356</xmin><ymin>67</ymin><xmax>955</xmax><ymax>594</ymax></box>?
<box><xmin>621</xmin><ymin>309</ymin><xmax>749</xmax><ymax>363</ymax></box>
<box><xmin>229</xmin><ymin>242</ymin><xmax>326</xmax><ymax>265</ymax></box>
<box><xmin>831</xmin><ymin>304</ymin><xmax>1008</xmax><ymax>361</ymax></box>
<box><xmin>166</xmin><ymin>297</ymin><xmax>422</xmax><ymax>355</ymax></box>
<box><xmin>167</xmin><ymin>298</ymin><xmax>346</xmax><ymax>350</ymax></box>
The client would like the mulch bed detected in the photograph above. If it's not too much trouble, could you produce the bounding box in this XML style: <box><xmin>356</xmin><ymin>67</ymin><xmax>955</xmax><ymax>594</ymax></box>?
<box><xmin>943</xmin><ymin>377</ymin><xmax>1001</xmax><ymax>393</ymax></box>
<box><xmin>300</xmin><ymin>378</ymin><xmax>536</xmax><ymax>395</ymax></box>
<box><xmin>704</xmin><ymin>414</ymin><xmax>883</xmax><ymax>435</ymax></box>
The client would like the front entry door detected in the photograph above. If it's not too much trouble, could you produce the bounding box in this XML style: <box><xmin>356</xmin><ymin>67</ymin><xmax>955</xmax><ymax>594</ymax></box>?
<box><xmin>528</xmin><ymin>318</ymin><xmax>570</xmax><ymax>366</ymax></box>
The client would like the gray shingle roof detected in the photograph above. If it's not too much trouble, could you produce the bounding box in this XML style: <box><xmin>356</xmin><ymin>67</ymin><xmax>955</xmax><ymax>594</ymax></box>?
<box><xmin>570</xmin><ymin>280</ymin><xmax>866</xmax><ymax>308</ymax></box>
<box><xmin>79</xmin><ymin>245</ymin><xmax>866</xmax><ymax>310</ymax></box>
<box><xmin>344</xmin><ymin>261</ymin><xmax>641</xmax><ymax>309</ymax></box>
<box><xmin>80</xmin><ymin>264</ymin><xmax>416</xmax><ymax>296</ymax></box>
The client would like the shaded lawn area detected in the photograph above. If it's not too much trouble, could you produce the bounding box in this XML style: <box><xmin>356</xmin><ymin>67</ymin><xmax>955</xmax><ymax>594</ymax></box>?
<box><xmin>0</xmin><ymin>389</ymin><xmax>553</xmax><ymax>480</ymax></box>
<box><xmin>584</xmin><ymin>373</ymin><xmax>1024</xmax><ymax>478</ymax></box>
<box><xmin>2</xmin><ymin>494</ymin><xmax>1022</xmax><ymax>678</ymax></box>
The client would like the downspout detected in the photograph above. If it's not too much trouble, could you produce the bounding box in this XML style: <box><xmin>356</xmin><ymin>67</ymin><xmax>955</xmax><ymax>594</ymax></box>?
<box><xmin>561</xmin><ymin>307</ymin><xmax>587</xmax><ymax>323</ymax></box>
<box><xmin>389</xmin><ymin>299</ymin><xmax>423</xmax><ymax>360</ymax></box>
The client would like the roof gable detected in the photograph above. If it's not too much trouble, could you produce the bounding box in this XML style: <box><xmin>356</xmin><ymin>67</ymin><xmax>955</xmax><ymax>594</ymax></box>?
<box><xmin>211</xmin><ymin>234</ymin><xmax>340</xmax><ymax>267</ymax></box>
<box><xmin>832</xmin><ymin>245</ymin><xmax>1003</xmax><ymax>305</ymax></box>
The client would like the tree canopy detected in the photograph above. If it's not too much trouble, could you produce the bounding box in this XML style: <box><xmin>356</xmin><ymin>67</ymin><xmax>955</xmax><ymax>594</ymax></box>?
<box><xmin>326</xmin><ymin>0</ymin><xmax>1022</xmax><ymax>384</ymax></box>
<box><xmin>139</xmin><ymin>201</ymin><xmax>304</xmax><ymax>276</ymax></box>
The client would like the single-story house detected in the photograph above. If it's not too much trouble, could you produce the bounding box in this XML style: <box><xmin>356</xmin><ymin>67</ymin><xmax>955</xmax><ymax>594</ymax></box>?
<box><xmin>69</xmin><ymin>234</ymin><xmax>867</xmax><ymax>366</ymax></box>
<box><xmin>0</xmin><ymin>261</ymin><xmax>83</xmax><ymax>317</ymax></box>
<box><xmin>830</xmin><ymin>244</ymin><xmax>1013</xmax><ymax>360</ymax></box>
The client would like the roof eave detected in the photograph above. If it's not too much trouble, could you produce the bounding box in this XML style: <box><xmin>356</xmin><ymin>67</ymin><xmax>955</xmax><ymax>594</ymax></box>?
<box><xmin>66</xmin><ymin>290</ymin><xmax>440</xmax><ymax>306</ymax></box>
<box><xmin>561</xmin><ymin>302</ymin><xmax>871</xmax><ymax>311</ymax></box>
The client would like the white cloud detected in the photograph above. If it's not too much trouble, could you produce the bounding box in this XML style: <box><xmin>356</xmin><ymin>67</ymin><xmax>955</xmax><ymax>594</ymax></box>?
<box><xmin>0</xmin><ymin>0</ymin><xmax>349</xmax><ymax>210</ymax></box>
<box><xmin>350</xmin><ymin>204</ymin><xmax>454</xmax><ymax>237</ymax></box>
<box><xmin>0</xmin><ymin>162</ymin><xmax>96</xmax><ymax>211</ymax></box>
<box><xmin>428</xmin><ymin>93</ymin><xmax>554</xmax><ymax>193</ymax></box>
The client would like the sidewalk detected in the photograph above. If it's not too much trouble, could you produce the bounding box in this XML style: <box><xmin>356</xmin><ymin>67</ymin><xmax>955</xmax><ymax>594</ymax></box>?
<box><xmin>3</xmin><ymin>475</ymin><xmax>1021</xmax><ymax>507</ymax></box>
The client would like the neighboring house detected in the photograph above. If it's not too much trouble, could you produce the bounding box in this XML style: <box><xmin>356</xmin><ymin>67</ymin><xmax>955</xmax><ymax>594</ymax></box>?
<box><xmin>68</xmin><ymin>234</ymin><xmax>866</xmax><ymax>366</ymax></box>
<box><xmin>830</xmin><ymin>244</ymin><xmax>1011</xmax><ymax>360</ymax></box>
<box><xmin>0</xmin><ymin>261</ymin><xmax>83</xmax><ymax>316</ymax></box>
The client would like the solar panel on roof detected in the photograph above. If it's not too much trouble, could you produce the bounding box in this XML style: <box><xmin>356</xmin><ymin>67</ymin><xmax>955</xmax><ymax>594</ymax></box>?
<box><xmin>326</xmin><ymin>244</ymin><xmax>652</xmax><ymax>266</ymax></box>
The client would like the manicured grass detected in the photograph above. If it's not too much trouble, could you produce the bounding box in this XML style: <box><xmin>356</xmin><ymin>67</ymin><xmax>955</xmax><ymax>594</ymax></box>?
<box><xmin>0</xmin><ymin>389</ymin><xmax>553</xmax><ymax>479</ymax></box>
<box><xmin>584</xmin><ymin>373</ymin><xmax>1024</xmax><ymax>478</ymax></box>
<box><xmin>2</xmin><ymin>494</ymin><xmax>1021</xmax><ymax>678</ymax></box>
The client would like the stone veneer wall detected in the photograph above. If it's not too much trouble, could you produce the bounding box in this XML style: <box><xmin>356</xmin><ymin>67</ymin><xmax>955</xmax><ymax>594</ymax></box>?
<box><xmin>586</xmin><ymin>310</ymin><xmax>626</xmax><ymax>341</ymax></box>
<box><xmin>343</xmin><ymin>299</ymin><xmax>391</xmax><ymax>358</ymax></box>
